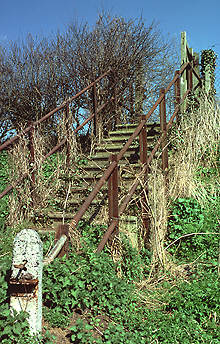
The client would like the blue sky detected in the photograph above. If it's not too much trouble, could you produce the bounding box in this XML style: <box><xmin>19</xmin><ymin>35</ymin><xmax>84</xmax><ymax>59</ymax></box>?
<box><xmin>0</xmin><ymin>0</ymin><xmax>219</xmax><ymax>92</ymax></box>
<box><xmin>1</xmin><ymin>0</ymin><xmax>219</xmax><ymax>53</ymax></box>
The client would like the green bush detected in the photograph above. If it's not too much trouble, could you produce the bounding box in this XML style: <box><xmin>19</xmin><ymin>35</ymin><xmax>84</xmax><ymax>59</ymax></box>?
<box><xmin>0</xmin><ymin>148</ymin><xmax>219</xmax><ymax>343</ymax></box>
<box><xmin>43</xmin><ymin>249</ymin><xmax>137</xmax><ymax>328</ymax></box>
<box><xmin>68</xmin><ymin>269</ymin><xmax>219</xmax><ymax>343</ymax></box>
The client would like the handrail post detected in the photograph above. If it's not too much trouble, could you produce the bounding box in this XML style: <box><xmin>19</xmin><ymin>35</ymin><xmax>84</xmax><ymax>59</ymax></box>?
<box><xmin>92</xmin><ymin>84</ymin><xmax>98</xmax><ymax>138</ymax></box>
<box><xmin>187</xmin><ymin>63</ymin><xmax>193</xmax><ymax>92</ymax></box>
<box><xmin>159</xmin><ymin>89</ymin><xmax>168</xmax><ymax>188</ymax></box>
<box><xmin>181</xmin><ymin>32</ymin><xmax>187</xmax><ymax>113</ymax></box>
<box><xmin>193</xmin><ymin>52</ymin><xmax>201</xmax><ymax>96</ymax></box>
<box><xmin>174</xmin><ymin>71</ymin><xmax>181</xmax><ymax>124</ymax></box>
<box><xmin>28</xmin><ymin>122</ymin><xmax>36</xmax><ymax>207</ymax></box>
<box><xmin>108</xmin><ymin>154</ymin><xmax>119</xmax><ymax>241</ymax></box>
<box><xmin>129</xmin><ymin>84</ymin><xmax>135</xmax><ymax>122</ymax></box>
<box><xmin>114</xmin><ymin>84</ymin><xmax>119</xmax><ymax>126</ymax></box>
<box><xmin>189</xmin><ymin>48</ymin><xmax>193</xmax><ymax>92</ymax></box>
<box><xmin>54</xmin><ymin>224</ymin><xmax>69</xmax><ymax>258</ymax></box>
<box><xmin>112</xmin><ymin>70</ymin><xmax>119</xmax><ymax>126</ymax></box>
<box><xmin>139</xmin><ymin>115</ymin><xmax>150</xmax><ymax>243</ymax></box>
<box><xmin>65</xmin><ymin>104</ymin><xmax>70</xmax><ymax>168</ymax></box>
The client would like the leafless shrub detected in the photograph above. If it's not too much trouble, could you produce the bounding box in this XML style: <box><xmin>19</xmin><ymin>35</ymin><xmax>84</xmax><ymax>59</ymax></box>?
<box><xmin>0</xmin><ymin>13</ymin><xmax>178</xmax><ymax>144</ymax></box>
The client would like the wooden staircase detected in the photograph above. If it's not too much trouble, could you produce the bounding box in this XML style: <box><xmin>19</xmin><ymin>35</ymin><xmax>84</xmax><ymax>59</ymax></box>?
<box><xmin>46</xmin><ymin>122</ymin><xmax>160</xmax><ymax>225</ymax></box>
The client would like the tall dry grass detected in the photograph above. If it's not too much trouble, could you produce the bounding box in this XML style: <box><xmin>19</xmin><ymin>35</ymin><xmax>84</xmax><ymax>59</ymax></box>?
<box><xmin>7</xmin><ymin>111</ymin><xmax>79</xmax><ymax>225</ymax></box>
<box><xmin>169</xmin><ymin>93</ymin><xmax>220</xmax><ymax>203</ymax></box>
<box><xmin>8</xmin><ymin>128</ymin><xmax>31</xmax><ymax>224</ymax></box>
<box><xmin>146</xmin><ymin>93</ymin><xmax>220</xmax><ymax>274</ymax></box>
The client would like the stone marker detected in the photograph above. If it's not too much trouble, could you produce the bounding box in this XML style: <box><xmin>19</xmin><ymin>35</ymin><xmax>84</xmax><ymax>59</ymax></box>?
<box><xmin>9</xmin><ymin>229</ymin><xmax>43</xmax><ymax>335</ymax></box>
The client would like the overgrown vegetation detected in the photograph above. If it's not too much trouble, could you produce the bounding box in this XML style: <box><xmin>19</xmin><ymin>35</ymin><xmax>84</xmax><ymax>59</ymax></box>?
<box><xmin>0</xmin><ymin>15</ymin><xmax>219</xmax><ymax>342</ymax></box>
<box><xmin>201</xmin><ymin>49</ymin><xmax>217</xmax><ymax>96</ymax></box>
<box><xmin>0</xmin><ymin>216</ymin><xmax>219</xmax><ymax>343</ymax></box>
<box><xmin>0</xmin><ymin>94</ymin><xmax>219</xmax><ymax>343</ymax></box>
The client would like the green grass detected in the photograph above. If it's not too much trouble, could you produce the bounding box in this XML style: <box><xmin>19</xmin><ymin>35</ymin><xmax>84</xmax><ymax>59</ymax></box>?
<box><xmin>0</xmin><ymin>214</ymin><xmax>219</xmax><ymax>343</ymax></box>
<box><xmin>0</xmin><ymin>131</ymin><xmax>219</xmax><ymax>343</ymax></box>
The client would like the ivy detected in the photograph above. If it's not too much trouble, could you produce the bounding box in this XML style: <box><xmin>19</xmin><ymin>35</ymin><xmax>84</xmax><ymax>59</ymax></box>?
<box><xmin>201</xmin><ymin>49</ymin><xmax>218</xmax><ymax>95</ymax></box>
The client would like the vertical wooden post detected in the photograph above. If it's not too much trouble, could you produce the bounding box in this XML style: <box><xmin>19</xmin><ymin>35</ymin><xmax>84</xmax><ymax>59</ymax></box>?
<box><xmin>193</xmin><ymin>52</ymin><xmax>200</xmax><ymax>76</ymax></box>
<box><xmin>65</xmin><ymin>104</ymin><xmax>70</xmax><ymax>168</ymax></box>
<box><xmin>139</xmin><ymin>115</ymin><xmax>147</xmax><ymax>164</ymax></box>
<box><xmin>112</xmin><ymin>71</ymin><xmax>119</xmax><ymax>127</ymax></box>
<box><xmin>160</xmin><ymin>89</ymin><xmax>168</xmax><ymax>187</ymax></box>
<box><xmin>174</xmin><ymin>70</ymin><xmax>181</xmax><ymax>124</ymax></box>
<box><xmin>181</xmin><ymin>32</ymin><xmax>187</xmax><ymax>112</ymax></box>
<box><xmin>193</xmin><ymin>52</ymin><xmax>201</xmax><ymax>96</ymax></box>
<box><xmin>189</xmin><ymin>47</ymin><xmax>193</xmax><ymax>91</ymax></box>
<box><xmin>129</xmin><ymin>84</ymin><xmax>134</xmax><ymax>123</ymax></box>
<box><xmin>139</xmin><ymin>115</ymin><xmax>150</xmax><ymax>243</ymax></box>
<box><xmin>55</xmin><ymin>224</ymin><xmax>69</xmax><ymax>258</ymax></box>
<box><xmin>92</xmin><ymin>84</ymin><xmax>98</xmax><ymax>137</ymax></box>
<box><xmin>189</xmin><ymin>65</ymin><xmax>193</xmax><ymax>92</ymax></box>
<box><xmin>108</xmin><ymin>154</ymin><xmax>119</xmax><ymax>239</ymax></box>
<box><xmin>28</xmin><ymin>122</ymin><xmax>36</xmax><ymax>206</ymax></box>
<box><xmin>187</xmin><ymin>48</ymin><xmax>193</xmax><ymax>93</ymax></box>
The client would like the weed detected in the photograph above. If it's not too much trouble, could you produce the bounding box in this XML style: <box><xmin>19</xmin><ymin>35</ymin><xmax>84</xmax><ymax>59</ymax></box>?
<box><xmin>167</xmin><ymin>197</ymin><xmax>219</xmax><ymax>263</ymax></box>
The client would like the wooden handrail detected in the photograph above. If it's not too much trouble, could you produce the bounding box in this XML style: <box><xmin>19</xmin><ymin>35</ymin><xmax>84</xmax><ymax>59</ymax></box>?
<box><xmin>0</xmin><ymin>69</ymin><xmax>112</xmax><ymax>152</ymax></box>
<box><xmin>1</xmin><ymin>50</ymin><xmax>202</xmax><ymax>251</ymax></box>
<box><xmin>0</xmin><ymin>98</ymin><xmax>112</xmax><ymax>200</ymax></box>
<box><xmin>96</xmin><ymin>88</ymin><xmax>191</xmax><ymax>252</ymax></box>
<box><xmin>69</xmin><ymin>61</ymin><xmax>194</xmax><ymax>240</ymax></box>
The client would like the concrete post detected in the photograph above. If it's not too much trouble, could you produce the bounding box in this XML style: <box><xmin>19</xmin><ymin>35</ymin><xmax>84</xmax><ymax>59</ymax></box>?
<box><xmin>9</xmin><ymin>229</ymin><xmax>43</xmax><ymax>335</ymax></box>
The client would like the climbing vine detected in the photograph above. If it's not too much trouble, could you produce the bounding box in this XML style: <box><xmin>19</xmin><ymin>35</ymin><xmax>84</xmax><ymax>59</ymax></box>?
<box><xmin>201</xmin><ymin>49</ymin><xmax>217</xmax><ymax>95</ymax></box>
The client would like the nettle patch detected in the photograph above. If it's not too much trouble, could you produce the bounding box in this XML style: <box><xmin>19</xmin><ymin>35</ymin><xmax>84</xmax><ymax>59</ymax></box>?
<box><xmin>167</xmin><ymin>197</ymin><xmax>219</xmax><ymax>262</ymax></box>
<box><xmin>0</xmin><ymin>215</ymin><xmax>219</xmax><ymax>343</ymax></box>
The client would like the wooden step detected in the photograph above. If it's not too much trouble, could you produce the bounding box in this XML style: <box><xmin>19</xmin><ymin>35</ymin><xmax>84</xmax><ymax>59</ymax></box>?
<box><xmin>47</xmin><ymin>212</ymin><xmax>75</xmax><ymax>220</ymax></box>
<box><xmin>109</xmin><ymin>129</ymin><xmax>137</xmax><ymax>137</ymax></box>
<box><xmin>96</xmin><ymin>143</ymin><xmax>138</xmax><ymax>153</ymax></box>
<box><xmin>53</xmin><ymin>196</ymin><xmax>107</xmax><ymax>207</ymax></box>
<box><xmin>90</xmin><ymin>150</ymin><xmax>140</xmax><ymax>161</ymax></box>
<box><xmin>115</xmin><ymin>122</ymin><xmax>160</xmax><ymax>131</ymax></box>
<box><xmin>102</xmin><ymin>136</ymin><xmax>155</xmax><ymax>145</ymax></box>
<box><xmin>109</xmin><ymin>126</ymin><xmax>160</xmax><ymax>138</ymax></box>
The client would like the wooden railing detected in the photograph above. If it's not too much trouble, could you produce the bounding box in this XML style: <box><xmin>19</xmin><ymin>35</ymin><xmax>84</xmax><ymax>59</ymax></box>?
<box><xmin>67</xmin><ymin>60</ymin><xmax>202</xmax><ymax>252</ymax></box>
<box><xmin>181</xmin><ymin>31</ymin><xmax>201</xmax><ymax>111</ymax></box>
<box><xmin>0</xmin><ymin>32</ymin><xmax>203</xmax><ymax>252</ymax></box>
<box><xmin>0</xmin><ymin>69</ymin><xmax>113</xmax><ymax>201</ymax></box>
